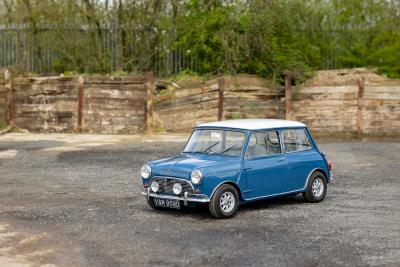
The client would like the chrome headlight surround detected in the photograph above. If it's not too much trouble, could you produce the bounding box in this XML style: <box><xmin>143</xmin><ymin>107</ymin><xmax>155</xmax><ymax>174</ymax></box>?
<box><xmin>141</xmin><ymin>165</ymin><xmax>151</xmax><ymax>179</ymax></box>
<box><xmin>150</xmin><ymin>181</ymin><xmax>159</xmax><ymax>192</ymax></box>
<box><xmin>172</xmin><ymin>183</ymin><xmax>182</xmax><ymax>195</ymax></box>
<box><xmin>191</xmin><ymin>169</ymin><xmax>203</xmax><ymax>185</ymax></box>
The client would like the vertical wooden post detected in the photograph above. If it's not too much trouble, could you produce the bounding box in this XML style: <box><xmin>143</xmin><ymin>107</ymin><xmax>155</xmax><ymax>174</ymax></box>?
<box><xmin>5</xmin><ymin>68</ymin><xmax>14</xmax><ymax>127</ymax></box>
<box><xmin>285</xmin><ymin>75</ymin><xmax>292</xmax><ymax>120</ymax></box>
<box><xmin>75</xmin><ymin>76</ymin><xmax>84</xmax><ymax>132</ymax></box>
<box><xmin>357</xmin><ymin>76</ymin><xmax>365</xmax><ymax>136</ymax></box>
<box><xmin>146</xmin><ymin>71</ymin><xmax>155</xmax><ymax>130</ymax></box>
<box><xmin>218</xmin><ymin>77</ymin><xmax>224</xmax><ymax>121</ymax></box>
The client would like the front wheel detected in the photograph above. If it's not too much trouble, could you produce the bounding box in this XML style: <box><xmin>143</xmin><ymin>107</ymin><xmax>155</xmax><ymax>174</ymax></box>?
<box><xmin>303</xmin><ymin>171</ymin><xmax>327</xmax><ymax>203</ymax></box>
<box><xmin>209</xmin><ymin>184</ymin><xmax>239</xmax><ymax>219</ymax></box>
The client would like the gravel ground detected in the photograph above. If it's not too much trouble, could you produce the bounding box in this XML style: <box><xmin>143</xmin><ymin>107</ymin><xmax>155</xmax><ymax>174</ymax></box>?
<box><xmin>0</xmin><ymin>133</ymin><xmax>399</xmax><ymax>267</ymax></box>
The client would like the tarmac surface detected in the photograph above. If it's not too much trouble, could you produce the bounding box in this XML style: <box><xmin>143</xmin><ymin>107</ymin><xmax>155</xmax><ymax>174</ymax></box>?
<box><xmin>0</xmin><ymin>133</ymin><xmax>399</xmax><ymax>266</ymax></box>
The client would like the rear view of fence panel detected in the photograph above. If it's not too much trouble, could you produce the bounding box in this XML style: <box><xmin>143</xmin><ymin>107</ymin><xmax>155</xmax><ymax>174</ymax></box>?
<box><xmin>13</xmin><ymin>77</ymin><xmax>78</xmax><ymax>132</ymax></box>
<box><xmin>154</xmin><ymin>79</ymin><xmax>220</xmax><ymax>131</ymax></box>
<box><xmin>83</xmin><ymin>76</ymin><xmax>147</xmax><ymax>134</ymax></box>
<box><xmin>5</xmin><ymin>75</ymin><xmax>147</xmax><ymax>133</ymax></box>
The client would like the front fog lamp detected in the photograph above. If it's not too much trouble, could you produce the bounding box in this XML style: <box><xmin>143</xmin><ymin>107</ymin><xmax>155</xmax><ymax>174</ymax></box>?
<box><xmin>141</xmin><ymin>165</ymin><xmax>151</xmax><ymax>179</ymax></box>
<box><xmin>173</xmin><ymin>183</ymin><xmax>182</xmax><ymax>195</ymax></box>
<box><xmin>150</xmin><ymin>181</ymin><xmax>159</xmax><ymax>193</ymax></box>
<box><xmin>191</xmin><ymin>169</ymin><xmax>202</xmax><ymax>184</ymax></box>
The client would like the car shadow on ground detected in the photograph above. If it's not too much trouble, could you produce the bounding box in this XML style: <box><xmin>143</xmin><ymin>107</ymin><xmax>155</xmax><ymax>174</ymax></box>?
<box><xmin>141</xmin><ymin>194</ymin><xmax>306</xmax><ymax>219</ymax></box>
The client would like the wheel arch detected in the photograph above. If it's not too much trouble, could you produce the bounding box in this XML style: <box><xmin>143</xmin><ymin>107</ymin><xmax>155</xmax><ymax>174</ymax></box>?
<box><xmin>313</xmin><ymin>168</ymin><xmax>328</xmax><ymax>181</ymax></box>
<box><xmin>210</xmin><ymin>181</ymin><xmax>245</xmax><ymax>202</ymax></box>
<box><xmin>305</xmin><ymin>168</ymin><xmax>328</xmax><ymax>188</ymax></box>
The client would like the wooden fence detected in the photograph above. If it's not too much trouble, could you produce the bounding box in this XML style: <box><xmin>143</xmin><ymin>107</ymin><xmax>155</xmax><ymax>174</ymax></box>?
<box><xmin>1</xmin><ymin>68</ymin><xmax>399</xmax><ymax>136</ymax></box>
<box><xmin>1</xmin><ymin>69</ymin><xmax>149</xmax><ymax>133</ymax></box>
<box><xmin>289</xmin><ymin>69</ymin><xmax>400</xmax><ymax>135</ymax></box>
<box><xmin>153</xmin><ymin>75</ymin><xmax>285</xmax><ymax>132</ymax></box>
<box><xmin>152</xmin><ymin>70</ymin><xmax>400</xmax><ymax>136</ymax></box>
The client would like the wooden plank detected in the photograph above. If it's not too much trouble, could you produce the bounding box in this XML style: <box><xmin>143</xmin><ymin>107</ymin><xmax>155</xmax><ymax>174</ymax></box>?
<box><xmin>296</xmin><ymin>86</ymin><xmax>358</xmax><ymax>94</ymax></box>
<box><xmin>155</xmin><ymin>99</ymin><xmax>218</xmax><ymax>114</ymax></box>
<box><xmin>155</xmin><ymin>91</ymin><xmax>219</xmax><ymax>110</ymax></box>
<box><xmin>85</xmin><ymin>76</ymin><xmax>147</xmax><ymax>84</ymax></box>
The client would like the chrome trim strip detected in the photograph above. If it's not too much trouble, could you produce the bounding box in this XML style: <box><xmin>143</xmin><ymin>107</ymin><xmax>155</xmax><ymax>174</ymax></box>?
<box><xmin>141</xmin><ymin>191</ymin><xmax>210</xmax><ymax>203</ymax></box>
<box><xmin>244</xmin><ymin>189</ymin><xmax>303</xmax><ymax>201</ymax></box>
<box><xmin>243</xmin><ymin>167</ymin><xmax>321</xmax><ymax>201</ymax></box>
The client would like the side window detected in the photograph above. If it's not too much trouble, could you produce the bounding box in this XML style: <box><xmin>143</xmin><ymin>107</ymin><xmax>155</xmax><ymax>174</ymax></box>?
<box><xmin>246</xmin><ymin>131</ymin><xmax>281</xmax><ymax>157</ymax></box>
<box><xmin>282</xmin><ymin>129</ymin><xmax>312</xmax><ymax>153</ymax></box>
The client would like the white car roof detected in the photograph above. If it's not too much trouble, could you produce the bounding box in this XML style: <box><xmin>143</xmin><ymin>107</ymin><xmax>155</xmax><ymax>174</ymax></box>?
<box><xmin>197</xmin><ymin>119</ymin><xmax>306</xmax><ymax>130</ymax></box>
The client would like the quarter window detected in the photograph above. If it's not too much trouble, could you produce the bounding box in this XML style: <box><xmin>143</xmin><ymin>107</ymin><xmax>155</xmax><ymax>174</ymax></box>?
<box><xmin>282</xmin><ymin>129</ymin><xmax>312</xmax><ymax>153</ymax></box>
<box><xmin>246</xmin><ymin>131</ymin><xmax>281</xmax><ymax>157</ymax></box>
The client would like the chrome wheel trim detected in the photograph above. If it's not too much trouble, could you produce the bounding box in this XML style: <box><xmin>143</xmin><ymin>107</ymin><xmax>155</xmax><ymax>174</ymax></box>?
<box><xmin>219</xmin><ymin>192</ymin><xmax>235</xmax><ymax>213</ymax></box>
<box><xmin>312</xmin><ymin>178</ymin><xmax>324</xmax><ymax>198</ymax></box>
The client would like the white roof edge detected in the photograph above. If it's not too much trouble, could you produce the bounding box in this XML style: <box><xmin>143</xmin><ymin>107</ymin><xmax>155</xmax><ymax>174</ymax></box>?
<box><xmin>197</xmin><ymin>119</ymin><xmax>306</xmax><ymax>130</ymax></box>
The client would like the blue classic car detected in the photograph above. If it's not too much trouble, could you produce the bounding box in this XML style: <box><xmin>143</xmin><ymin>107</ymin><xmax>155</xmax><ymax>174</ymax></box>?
<box><xmin>140</xmin><ymin>119</ymin><xmax>332</xmax><ymax>219</ymax></box>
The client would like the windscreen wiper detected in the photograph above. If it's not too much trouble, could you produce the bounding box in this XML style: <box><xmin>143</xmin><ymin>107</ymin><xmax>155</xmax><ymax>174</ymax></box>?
<box><xmin>213</xmin><ymin>144</ymin><xmax>239</xmax><ymax>155</ymax></box>
<box><xmin>202</xmin><ymin>141</ymin><xmax>220</xmax><ymax>153</ymax></box>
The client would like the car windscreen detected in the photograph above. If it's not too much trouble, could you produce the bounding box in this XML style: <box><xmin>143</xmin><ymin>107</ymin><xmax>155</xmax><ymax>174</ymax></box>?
<box><xmin>183</xmin><ymin>129</ymin><xmax>245</xmax><ymax>156</ymax></box>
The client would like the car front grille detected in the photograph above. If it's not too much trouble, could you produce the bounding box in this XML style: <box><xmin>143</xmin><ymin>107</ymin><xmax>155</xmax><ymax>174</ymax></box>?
<box><xmin>151</xmin><ymin>177</ymin><xmax>194</xmax><ymax>196</ymax></box>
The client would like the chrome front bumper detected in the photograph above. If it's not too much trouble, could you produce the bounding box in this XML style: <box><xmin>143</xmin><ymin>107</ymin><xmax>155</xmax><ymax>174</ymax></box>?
<box><xmin>141</xmin><ymin>189</ymin><xmax>210</xmax><ymax>206</ymax></box>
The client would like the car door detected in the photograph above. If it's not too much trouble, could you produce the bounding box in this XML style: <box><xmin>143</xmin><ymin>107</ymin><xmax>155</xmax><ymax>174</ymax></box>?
<box><xmin>243</xmin><ymin>130</ymin><xmax>289</xmax><ymax>200</ymax></box>
<box><xmin>281</xmin><ymin>128</ymin><xmax>316</xmax><ymax>191</ymax></box>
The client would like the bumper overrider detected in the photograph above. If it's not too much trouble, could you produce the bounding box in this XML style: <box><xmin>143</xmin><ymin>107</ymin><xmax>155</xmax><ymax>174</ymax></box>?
<box><xmin>141</xmin><ymin>189</ymin><xmax>210</xmax><ymax>206</ymax></box>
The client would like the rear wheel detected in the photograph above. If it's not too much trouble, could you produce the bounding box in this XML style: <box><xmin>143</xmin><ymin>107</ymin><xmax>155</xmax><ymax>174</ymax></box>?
<box><xmin>209</xmin><ymin>184</ymin><xmax>239</xmax><ymax>219</ymax></box>
<box><xmin>303</xmin><ymin>171</ymin><xmax>327</xmax><ymax>203</ymax></box>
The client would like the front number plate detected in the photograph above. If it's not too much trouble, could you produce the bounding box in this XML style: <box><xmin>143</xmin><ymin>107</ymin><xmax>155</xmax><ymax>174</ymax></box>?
<box><xmin>154</xmin><ymin>198</ymin><xmax>181</xmax><ymax>209</ymax></box>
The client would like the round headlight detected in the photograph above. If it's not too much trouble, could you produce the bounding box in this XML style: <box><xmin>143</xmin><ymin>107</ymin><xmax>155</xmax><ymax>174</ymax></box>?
<box><xmin>150</xmin><ymin>181</ymin><xmax>159</xmax><ymax>193</ymax></box>
<box><xmin>191</xmin><ymin>169</ymin><xmax>202</xmax><ymax>184</ymax></box>
<box><xmin>173</xmin><ymin>183</ymin><xmax>182</xmax><ymax>195</ymax></box>
<box><xmin>141</xmin><ymin>165</ymin><xmax>151</xmax><ymax>179</ymax></box>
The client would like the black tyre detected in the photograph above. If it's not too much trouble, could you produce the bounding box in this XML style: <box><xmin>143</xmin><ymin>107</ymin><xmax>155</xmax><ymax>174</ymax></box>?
<box><xmin>146</xmin><ymin>197</ymin><xmax>163</xmax><ymax>210</ymax></box>
<box><xmin>302</xmin><ymin>171</ymin><xmax>327</xmax><ymax>203</ymax></box>
<box><xmin>209</xmin><ymin>184</ymin><xmax>239</xmax><ymax>219</ymax></box>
